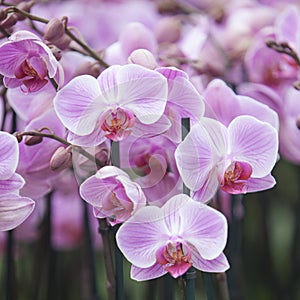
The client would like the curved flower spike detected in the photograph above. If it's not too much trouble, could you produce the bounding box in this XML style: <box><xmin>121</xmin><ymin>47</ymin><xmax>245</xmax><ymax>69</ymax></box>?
<box><xmin>116</xmin><ymin>193</ymin><xmax>229</xmax><ymax>281</ymax></box>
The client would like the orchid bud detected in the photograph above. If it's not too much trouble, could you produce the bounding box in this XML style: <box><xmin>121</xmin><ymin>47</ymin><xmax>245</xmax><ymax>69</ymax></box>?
<box><xmin>74</xmin><ymin>61</ymin><xmax>102</xmax><ymax>78</ymax></box>
<box><xmin>16</xmin><ymin>1</ymin><xmax>35</xmax><ymax>21</ymax></box>
<box><xmin>50</xmin><ymin>34</ymin><xmax>71</xmax><ymax>50</ymax></box>
<box><xmin>25</xmin><ymin>135</ymin><xmax>43</xmax><ymax>146</ymax></box>
<box><xmin>0</xmin><ymin>14</ymin><xmax>18</xmax><ymax>29</ymax></box>
<box><xmin>128</xmin><ymin>49</ymin><xmax>157</xmax><ymax>69</ymax></box>
<box><xmin>44</xmin><ymin>18</ymin><xmax>65</xmax><ymax>42</ymax></box>
<box><xmin>50</xmin><ymin>146</ymin><xmax>73</xmax><ymax>171</ymax></box>
<box><xmin>0</xmin><ymin>10</ymin><xmax>7</xmax><ymax>22</ymax></box>
<box><xmin>155</xmin><ymin>17</ymin><xmax>181</xmax><ymax>43</ymax></box>
<box><xmin>119</xmin><ymin>22</ymin><xmax>157</xmax><ymax>58</ymax></box>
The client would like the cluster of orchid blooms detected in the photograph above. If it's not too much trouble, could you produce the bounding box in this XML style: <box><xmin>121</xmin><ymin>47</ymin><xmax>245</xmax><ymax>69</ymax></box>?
<box><xmin>0</xmin><ymin>0</ymin><xmax>299</xmax><ymax>288</ymax></box>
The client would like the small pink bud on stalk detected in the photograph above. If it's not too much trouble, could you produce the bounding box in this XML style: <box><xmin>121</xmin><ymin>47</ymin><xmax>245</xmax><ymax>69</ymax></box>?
<box><xmin>0</xmin><ymin>14</ymin><xmax>18</xmax><ymax>29</ymax></box>
<box><xmin>25</xmin><ymin>134</ymin><xmax>43</xmax><ymax>146</ymax></box>
<box><xmin>74</xmin><ymin>61</ymin><xmax>102</xmax><ymax>78</ymax></box>
<box><xmin>15</xmin><ymin>1</ymin><xmax>35</xmax><ymax>21</ymax></box>
<box><xmin>128</xmin><ymin>49</ymin><xmax>157</xmax><ymax>69</ymax></box>
<box><xmin>0</xmin><ymin>10</ymin><xmax>7</xmax><ymax>22</ymax></box>
<box><xmin>44</xmin><ymin>18</ymin><xmax>66</xmax><ymax>41</ymax></box>
<box><xmin>155</xmin><ymin>16</ymin><xmax>181</xmax><ymax>43</ymax></box>
<box><xmin>50</xmin><ymin>145</ymin><xmax>73</xmax><ymax>171</ymax></box>
<box><xmin>44</xmin><ymin>17</ymin><xmax>71</xmax><ymax>50</ymax></box>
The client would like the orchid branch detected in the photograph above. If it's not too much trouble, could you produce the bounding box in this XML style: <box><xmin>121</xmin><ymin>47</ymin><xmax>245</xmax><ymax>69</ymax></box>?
<box><xmin>2</xmin><ymin>3</ymin><xmax>109</xmax><ymax>68</ymax></box>
<box><xmin>14</xmin><ymin>130</ymin><xmax>106</xmax><ymax>168</ymax></box>
<box><xmin>266</xmin><ymin>39</ymin><xmax>300</xmax><ymax>67</ymax></box>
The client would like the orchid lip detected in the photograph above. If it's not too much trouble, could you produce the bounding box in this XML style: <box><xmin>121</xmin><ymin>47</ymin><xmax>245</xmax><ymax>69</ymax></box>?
<box><xmin>156</xmin><ymin>241</ymin><xmax>192</xmax><ymax>278</ymax></box>
<box><xmin>101</xmin><ymin>107</ymin><xmax>136</xmax><ymax>141</ymax></box>
<box><xmin>221</xmin><ymin>161</ymin><xmax>253</xmax><ymax>193</ymax></box>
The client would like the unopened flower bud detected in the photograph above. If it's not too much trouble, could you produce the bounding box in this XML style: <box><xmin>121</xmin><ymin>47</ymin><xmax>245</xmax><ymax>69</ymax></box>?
<box><xmin>296</xmin><ymin>116</ymin><xmax>300</xmax><ymax>130</ymax></box>
<box><xmin>128</xmin><ymin>49</ymin><xmax>157</xmax><ymax>69</ymax></box>
<box><xmin>25</xmin><ymin>134</ymin><xmax>43</xmax><ymax>146</ymax></box>
<box><xmin>50</xmin><ymin>146</ymin><xmax>73</xmax><ymax>171</ymax></box>
<box><xmin>13</xmin><ymin>132</ymin><xmax>23</xmax><ymax>143</ymax></box>
<box><xmin>16</xmin><ymin>1</ymin><xmax>35</xmax><ymax>21</ymax></box>
<box><xmin>155</xmin><ymin>17</ymin><xmax>181</xmax><ymax>43</ymax></box>
<box><xmin>95</xmin><ymin>146</ymin><xmax>110</xmax><ymax>165</ymax></box>
<box><xmin>0</xmin><ymin>14</ymin><xmax>18</xmax><ymax>29</ymax></box>
<box><xmin>0</xmin><ymin>10</ymin><xmax>7</xmax><ymax>22</ymax></box>
<box><xmin>74</xmin><ymin>61</ymin><xmax>102</xmax><ymax>78</ymax></box>
<box><xmin>44</xmin><ymin>18</ymin><xmax>65</xmax><ymax>42</ymax></box>
<box><xmin>51</xmin><ymin>34</ymin><xmax>71</xmax><ymax>50</ymax></box>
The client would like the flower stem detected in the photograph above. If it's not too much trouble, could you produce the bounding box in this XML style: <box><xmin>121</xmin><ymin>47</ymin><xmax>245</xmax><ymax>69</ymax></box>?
<box><xmin>98</xmin><ymin>219</ymin><xmax>116</xmax><ymax>300</ymax></box>
<box><xmin>110</xmin><ymin>141</ymin><xmax>124</xmax><ymax>300</ymax></box>
<box><xmin>83</xmin><ymin>201</ymin><xmax>100</xmax><ymax>300</ymax></box>
<box><xmin>214</xmin><ymin>273</ymin><xmax>230</xmax><ymax>300</ymax></box>
<box><xmin>184</xmin><ymin>268</ymin><xmax>197</xmax><ymax>300</ymax></box>
<box><xmin>15</xmin><ymin>130</ymin><xmax>106</xmax><ymax>168</ymax></box>
<box><xmin>226</xmin><ymin>194</ymin><xmax>243</xmax><ymax>299</ymax></box>
<box><xmin>5</xmin><ymin>230</ymin><xmax>17</xmax><ymax>300</ymax></box>
<box><xmin>3</xmin><ymin>3</ymin><xmax>109</xmax><ymax>68</ymax></box>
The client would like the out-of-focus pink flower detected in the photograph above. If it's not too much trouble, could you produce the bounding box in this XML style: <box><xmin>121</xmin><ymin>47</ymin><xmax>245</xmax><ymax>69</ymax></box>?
<box><xmin>0</xmin><ymin>30</ymin><xmax>61</xmax><ymax>93</ymax></box>
<box><xmin>120</xmin><ymin>135</ymin><xmax>182</xmax><ymax>207</ymax></box>
<box><xmin>80</xmin><ymin>166</ymin><xmax>146</xmax><ymax>226</ymax></box>
<box><xmin>116</xmin><ymin>193</ymin><xmax>229</xmax><ymax>281</ymax></box>
<box><xmin>105</xmin><ymin>22</ymin><xmax>157</xmax><ymax>65</ymax></box>
<box><xmin>175</xmin><ymin>116</ymin><xmax>278</xmax><ymax>203</ymax></box>
<box><xmin>203</xmin><ymin>79</ymin><xmax>279</xmax><ymax>129</ymax></box>
<box><xmin>0</xmin><ymin>131</ymin><xmax>35</xmax><ymax>231</ymax></box>
<box><xmin>245</xmin><ymin>28</ymin><xmax>298</xmax><ymax>87</ymax></box>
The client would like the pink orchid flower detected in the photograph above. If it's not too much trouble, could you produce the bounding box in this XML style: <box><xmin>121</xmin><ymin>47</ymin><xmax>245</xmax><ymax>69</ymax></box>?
<box><xmin>80</xmin><ymin>166</ymin><xmax>146</xmax><ymax>226</ymax></box>
<box><xmin>175</xmin><ymin>116</ymin><xmax>278</xmax><ymax>203</ymax></box>
<box><xmin>0</xmin><ymin>30</ymin><xmax>60</xmax><ymax>93</ymax></box>
<box><xmin>116</xmin><ymin>193</ymin><xmax>229</xmax><ymax>281</ymax></box>
<box><xmin>54</xmin><ymin>64</ymin><xmax>169</xmax><ymax>146</ymax></box>
<box><xmin>203</xmin><ymin>79</ymin><xmax>279</xmax><ymax>130</ymax></box>
<box><xmin>156</xmin><ymin>67</ymin><xmax>205</xmax><ymax>143</ymax></box>
<box><xmin>120</xmin><ymin>134</ymin><xmax>182</xmax><ymax>207</ymax></box>
<box><xmin>0</xmin><ymin>131</ymin><xmax>35</xmax><ymax>231</ymax></box>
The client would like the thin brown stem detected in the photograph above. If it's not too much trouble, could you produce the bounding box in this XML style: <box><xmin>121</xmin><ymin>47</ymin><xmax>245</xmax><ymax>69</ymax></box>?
<box><xmin>266</xmin><ymin>39</ymin><xmax>300</xmax><ymax>67</ymax></box>
<box><xmin>15</xmin><ymin>130</ymin><xmax>106</xmax><ymax>168</ymax></box>
<box><xmin>2</xmin><ymin>3</ymin><xmax>109</xmax><ymax>68</ymax></box>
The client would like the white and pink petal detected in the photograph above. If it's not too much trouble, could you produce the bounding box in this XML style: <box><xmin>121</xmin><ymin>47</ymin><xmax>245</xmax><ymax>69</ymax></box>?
<box><xmin>228</xmin><ymin>116</ymin><xmax>278</xmax><ymax>178</ymax></box>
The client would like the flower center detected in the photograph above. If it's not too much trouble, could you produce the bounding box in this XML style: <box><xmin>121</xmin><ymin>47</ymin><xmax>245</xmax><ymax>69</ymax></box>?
<box><xmin>156</xmin><ymin>242</ymin><xmax>192</xmax><ymax>278</ymax></box>
<box><xmin>101</xmin><ymin>108</ymin><xmax>136</xmax><ymax>141</ymax></box>
<box><xmin>221</xmin><ymin>161</ymin><xmax>252</xmax><ymax>193</ymax></box>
